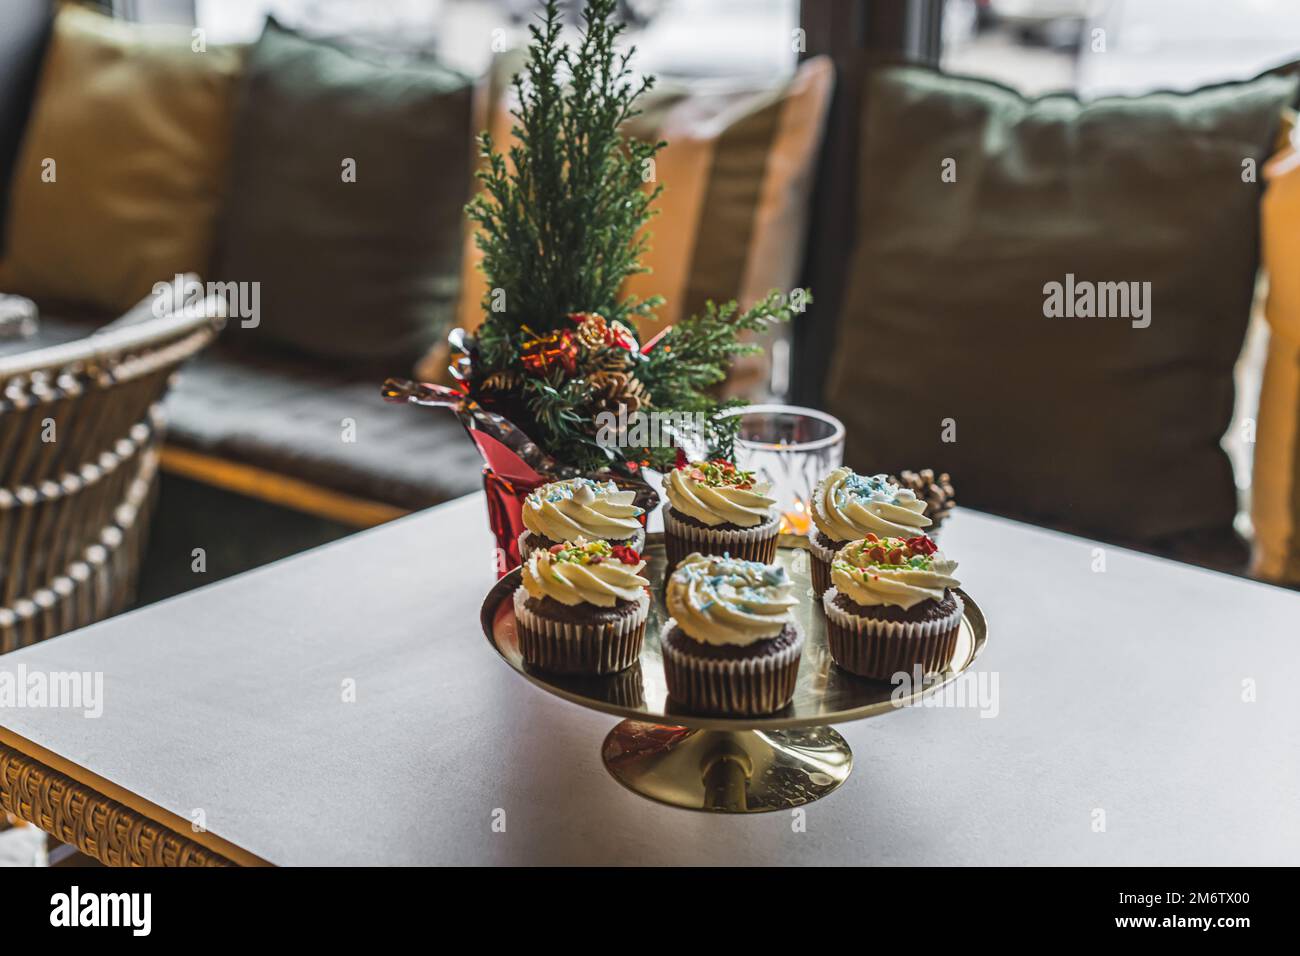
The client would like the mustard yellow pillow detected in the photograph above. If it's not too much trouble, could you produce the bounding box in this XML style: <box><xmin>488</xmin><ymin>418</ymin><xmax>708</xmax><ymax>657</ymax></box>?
<box><xmin>1252</xmin><ymin>144</ymin><xmax>1300</xmax><ymax>584</ymax></box>
<box><xmin>0</xmin><ymin>6</ymin><xmax>240</xmax><ymax>312</ymax></box>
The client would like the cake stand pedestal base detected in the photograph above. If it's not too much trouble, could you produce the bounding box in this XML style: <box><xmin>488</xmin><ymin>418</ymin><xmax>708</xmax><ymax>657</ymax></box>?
<box><xmin>600</xmin><ymin>720</ymin><xmax>852</xmax><ymax>813</ymax></box>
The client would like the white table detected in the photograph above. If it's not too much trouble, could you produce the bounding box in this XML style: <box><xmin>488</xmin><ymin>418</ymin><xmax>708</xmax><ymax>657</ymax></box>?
<box><xmin>1</xmin><ymin>493</ymin><xmax>1296</xmax><ymax>865</ymax></box>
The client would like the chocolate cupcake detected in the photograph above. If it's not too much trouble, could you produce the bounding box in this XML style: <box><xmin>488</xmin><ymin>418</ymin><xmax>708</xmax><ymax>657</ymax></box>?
<box><xmin>661</xmin><ymin>553</ymin><xmax>803</xmax><ymax>716</ymax></box>
<box><xmin>662</xmin><ymin>459</ymin><xmax>779</xmax><ymax>573</ymax></box>
<box><xmin>513</xmin><ymin>538</ymin><xmax>650</xmax><ymax>675</ymax></box>
<box><xmin>519</xmin><ymin>477</ymin><xmax>646</xmax><ymax>563</ymax></box>
<box><xmin>822</xmin><ymin>535</ymin><xmax>963</xmax><ymax>680</ymax></box>
<box><xmin>807</xmin><ymin>468</ymin><xmax>931</xmax><ymax>598</ymax></box>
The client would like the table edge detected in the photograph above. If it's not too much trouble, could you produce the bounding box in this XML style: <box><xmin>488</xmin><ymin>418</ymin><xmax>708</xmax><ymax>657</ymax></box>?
<box><xmin>0</xmin><ymin>727</ymin><xmax>266</xmax><ymax>867</ymax></box>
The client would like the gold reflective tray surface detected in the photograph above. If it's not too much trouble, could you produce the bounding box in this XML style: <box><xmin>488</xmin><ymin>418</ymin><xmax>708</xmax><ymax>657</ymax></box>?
<box><xmin>481</xmin><ymin>533</ymin><xmax>988</xmax><ymax>812</ymax></box>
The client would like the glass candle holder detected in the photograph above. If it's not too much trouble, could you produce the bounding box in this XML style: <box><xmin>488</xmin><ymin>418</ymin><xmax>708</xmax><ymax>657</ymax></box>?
<box><xmin>717</xmin><ymin>405</ymin><xmax>846</xmax><ymax>535</ymax></box>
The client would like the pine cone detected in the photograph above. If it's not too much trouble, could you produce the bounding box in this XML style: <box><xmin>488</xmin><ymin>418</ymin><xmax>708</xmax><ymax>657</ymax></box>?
<box><xmin>572</xmin><ymin>312</ymin><xmax>612</xmax><ymax>350</ymax></box>
<box><xmin>892</xmin><ymin>468</ymin><xmax>956</xmax><ymax>531</ymax></box>
<box><xmin>481</xmin><ymin>371</ymin><xmax>523</xmax><ymax>393</ymax></box>
<box><xmin>588</xmin><ymin>370</ymin><xmax>649</xmax><ymax>415</ymax></box>
<box><xmin>589</xmin><ymin>346</ymin><xmax>635</xmax><ymax>373</ymax></box>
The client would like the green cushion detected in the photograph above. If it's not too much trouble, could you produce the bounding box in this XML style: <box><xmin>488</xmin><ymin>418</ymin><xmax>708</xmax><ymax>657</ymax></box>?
<box><xmin>214</xmin><ymin>19</ymin><xmax>472</xmax><ymax>366</ymax></box>
<box><xmin>825</xmin><ymin>65</ymin><xmax>1297</xmax><ymax>556</ymax></box>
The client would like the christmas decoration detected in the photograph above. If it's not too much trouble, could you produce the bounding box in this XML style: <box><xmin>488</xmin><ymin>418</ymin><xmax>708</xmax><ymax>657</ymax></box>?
<box><xmin>519</xmin><ymin>327</ymin><xmax>580</xmax><ymax>376</ymax></box>
<box><xmin>891</xmin><ymin>469</ymin><xmax>957</xmax><ymax>531</ymax></box>
<box><xmin>481</xmin><ymin>370</ymin><xmax>524</xmax><ymax>393</ymax></box>
<box><xmin>570</xmin><ymin>311</ymin><xmax>635</xmax><ymax>352</ymax></box>
<box><xmin>446</xmin><ymin>0</ymin><xmax>807</xmax><ymax>475</ymax></box>
<box><xmin>588</xmin><ymin>369</ymin><xmax>649</xmax><ymax>416</ymax></box>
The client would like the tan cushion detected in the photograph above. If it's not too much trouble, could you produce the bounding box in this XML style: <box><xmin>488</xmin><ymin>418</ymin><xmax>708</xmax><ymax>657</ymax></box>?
<box><xmin>1252</xmin><ymin>144</ymin><xmax>1300</xmax><ymax>583</ymax></box>
<box><xmin>0</xmin><ymin>6</ymin><xmax>241</xmax><ymax>312</ymax></box>
<box><xmin>422</xmin><ymin>56</ymin><xmax>833</xmax><ymax>397</ymax></box>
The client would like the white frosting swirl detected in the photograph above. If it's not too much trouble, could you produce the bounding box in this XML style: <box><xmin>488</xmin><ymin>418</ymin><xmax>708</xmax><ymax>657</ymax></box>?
<box><xmin>523</xmin><ymin>478</ymin><xmax>643</xmax><ymax>542</ymax></box>
<box><xmin>663</xmin><ymin>463</ymin><xmax>776</xmax><ymax>529</ymax></box>
<box><xmin>812</xmin><ymin>468</ymin><xmax>930</xmax><ymax>542</ymax></box>
<box><xmin>521</xmin><ymin>539</ymin><xmax>649</xmax><ymax>608</ymax></box>
<box><xmin>831</xmin><ymin>538</ymin><xmax>959</xmax><ymax>610</ymax></box>
<box><xmin>666</xmin><ymin>553</ymin><xmax>798</xmax><ymax>646</ymax></box>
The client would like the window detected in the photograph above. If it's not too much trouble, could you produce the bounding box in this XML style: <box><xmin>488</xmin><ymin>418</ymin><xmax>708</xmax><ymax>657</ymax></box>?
<box><xmin>943</xmin><ymin>0</ymin><xmax>1300</xmax><ymax>97</ymax></box>
<box><xmin>195</xmin><ymin>0</ymin><xmax>799</xmax><ymax>80</ymax></box>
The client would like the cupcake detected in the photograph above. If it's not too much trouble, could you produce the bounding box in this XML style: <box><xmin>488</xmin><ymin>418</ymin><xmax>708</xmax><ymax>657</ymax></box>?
<box><xmin>662</xmin><ymin>459</ymin><xmax>779</xmax><ymax>573</ymax></box>
<box><xmin>513</xmin><ymin>537</ymin><xmax>651</xmax><ymax>675</ymax></box>
<box><xmin>519</xmin><ymin>477</ymin><xmax>645</xmax><ymax>563</ymax></box>
<box><xmin>808</xmin><ymin>468</ymin><xmax>931</xmax><ymax>597</ymax></box>
<box><xmin>822</xmin><ymin>535</ymin><xmax>963</xmax><ymax>680</ymax></box>
<box><xmin>661</xmin><ymin>553</ymin><xmax>803</xmax><ymax>716</ymax></box>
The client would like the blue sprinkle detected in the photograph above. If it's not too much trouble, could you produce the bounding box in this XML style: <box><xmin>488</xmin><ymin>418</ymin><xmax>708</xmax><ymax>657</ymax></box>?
<box><xmin>762</xmin><ymin>566</ymin><xmax>789</xmax><ymax>586</ymax></box>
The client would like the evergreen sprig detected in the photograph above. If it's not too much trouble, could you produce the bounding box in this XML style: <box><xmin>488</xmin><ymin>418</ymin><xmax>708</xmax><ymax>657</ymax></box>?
<box><xmin>468</xmin><ymin>0</ymin><xmax>663</xmax><ymax>355</ymax></box>
<box><xmin>639</xmin><ymin>290</ymin><xmax>807</xmax><ymax>410</ymax></box>
<box><xmin>636</xmin><ymin>290</ymin><xmax>807</xmax><ymax>470</ymax></box>
<box><xmin>461</xmin><ymin>0</ymin><xmax>808</xmax><ymax>475</ymax></box>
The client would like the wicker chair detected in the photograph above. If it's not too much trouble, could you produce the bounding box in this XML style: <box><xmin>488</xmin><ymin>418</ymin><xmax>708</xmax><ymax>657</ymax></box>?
<box><xmin>0</xmin><ymin>300</ymin><xmax>224</xmax><ymax>651</ymax></box>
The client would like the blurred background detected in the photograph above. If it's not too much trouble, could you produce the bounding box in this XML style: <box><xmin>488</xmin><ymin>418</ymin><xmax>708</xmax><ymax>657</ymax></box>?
<box><xmin>177</xmin><ymin>0</ymin><xmax>1300</xmax><ymax>94</ymax></box>
<box><xmin>4</xmin><ymin>0</ymin><xmax>1300</xmax><ymax>866</ymax></box>
<box><xmin>181</xmin><ymin>0</ymin><xmax>1300</xmax><ymax>491</ymax></box>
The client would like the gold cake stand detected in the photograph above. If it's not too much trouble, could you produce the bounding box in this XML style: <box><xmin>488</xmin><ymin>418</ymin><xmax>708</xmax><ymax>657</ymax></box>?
<box><xmin>481</xmin><ymin>533</ymin><xmax>987</xmax><ymax>813</ymax></box>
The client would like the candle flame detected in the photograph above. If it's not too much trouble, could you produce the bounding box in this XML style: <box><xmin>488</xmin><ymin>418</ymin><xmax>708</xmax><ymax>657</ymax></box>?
<box><xmin>781</xmin><ymin>496</ymin><xmax>811</xmax><ymax>535</ymax></box>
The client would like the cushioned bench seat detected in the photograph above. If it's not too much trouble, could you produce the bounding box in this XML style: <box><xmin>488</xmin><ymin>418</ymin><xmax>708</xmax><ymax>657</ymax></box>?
<box><xmin>163</xmin><ymin>344</ymin><xmax>482</xmax><ymax>519</ymax></box>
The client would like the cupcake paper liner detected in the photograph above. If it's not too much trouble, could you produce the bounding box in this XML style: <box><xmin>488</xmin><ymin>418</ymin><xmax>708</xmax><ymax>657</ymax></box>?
<box><xmin>518</xmin><ymin>526</ymin><xmax>646</xmax><ymax>564</ymax></box>
<box><xmin>663</xmin><ymin>509</ymin><xmax>779</xmax><ymax>573</ymax></box>
<box><xmin>599</xmin><ymin>663</ymin><xmax>647</xmax><ymax>708</ymax></box>
<box><xmin>806</xmin><ymin>531</ymin><xmax>839</xmax><ymax>598</ymax></box>
<box><xmin>564</xmin><ymin>663</ymin><xmax>647</xmax><ymax>708</ymax></box>
<box><xmin>821</xmin><ymin>588</ymin><xmax>963</xmax><ymax>680</ymax></box>
<box><xmin>513</xmin><ymin>588</ymin><xmax>649</xmax><ymax>675</ymax></box>
<box><xmin>660</xmin><ymin>620</ymin><xmax>804</xmax><ymax>716</ymax></box>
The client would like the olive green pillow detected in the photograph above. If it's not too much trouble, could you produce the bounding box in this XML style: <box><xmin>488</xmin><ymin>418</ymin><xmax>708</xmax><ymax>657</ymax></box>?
<box><xmin>825</xmin><ymin>66</ymin><xmax>1297</xmax><ymax>561</ymax></box>
<box><xmin>0</xmin><ymin>6</ymin><xmax>241</xmax><ymax>311</ymax></box>
<box><xmin>213</xmin><ymin>19</ymin><xmax>472</xmax><ymax>366</ymax></box>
